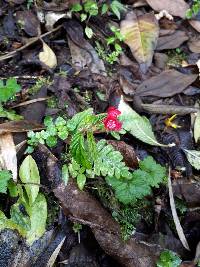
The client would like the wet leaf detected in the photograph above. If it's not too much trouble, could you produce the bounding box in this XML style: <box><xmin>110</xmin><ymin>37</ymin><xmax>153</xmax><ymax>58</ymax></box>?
<box><xmin>118</xmin><ymin>97</ymin><xmax>173</xmax><ymax>147</ymax></box>
<box><xmin>146</xmin><ymin>0</ymin><xmax>189</xmax><ymax>18</ymax></box>
<box><xmin>19</xmin><ymin>155</ymin><xmax>40</xmax><ymax>205</ymax></box>
<box><xmin>16</xmin><ymin>11</ymin><xmax>41</xmax><ymax>37</ymax></box>
<box><xmin>25</xmin><ymin>193</ymin><xmax>47</xmax><ymax>245</ymax></box>
<box><xmin>183</xmin><ymin>149</ymin><xmax>200</xmax><ymax>170</ymax></box>
<box><xmin>39</xmin><ymin>41</ymin><xmax>57</xmax><ymax>69</ymax></box>
<box><xmin>120</xmin><ymin>12</ymin><xmax>159</xmax><ymax>73</ymax></box>
<box><xmin>136</xmin><ymin>70</ymin><xmax>197</xmax><ymax>98</ymax></box>
<box><xmin>85</xmin><ymin>26</ymin><xmax>93</xmax><ymax>39</ymax></box>
<box><xmin>194</xmin><ymin>106</ymin><xmax>200</xmax><ymax>143</ymax></box>
<box><xmin>0</xmin><ymin>133</ymin><xmax>17</xmax><ymax>182</ymax></box>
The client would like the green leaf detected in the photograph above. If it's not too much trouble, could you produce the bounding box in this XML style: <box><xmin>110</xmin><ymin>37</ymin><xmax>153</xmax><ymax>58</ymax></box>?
<box><xmin>156</xmin><ymin>250</ymin><xmax>182</xmax><ymax>267</ymax></box>
<box><xmin>71</xmin><ymin>3</ymin><xmax>83</xmax><ymax>12</ymax></box>
<box><xmin>77</xmin><ymin>174</ymin><xmax>86</xmax><ymax>190</ymax></box>
<box><xmin>101</xmin><ymin>3</ymin><xmax>109</xmax><ymax>15</ymax></box>
<box><xmin>10</xmin><ymin>203</ymin><xmax>31</xmax><ymax>232</ymax></box>
<box><xmin>106</xmin><ymin>156</ymin><xmax>166</xmax><ymax>204</ymax></box>
<box><xmin>67</xmin><ymin>108</ymin><xmax>93</xmax><ymax>132</ymax></box>
<box><xmin>87</xmin><ymin>131</ymin><xmax>98</xmax><ymax>162</ymax></box>
<box><xmin>0</xmin><ymin>105</ymin><xmax>23</xmax><ymax>121</ymax></box>
<box><xmin>110</xmin><ymin>0</ymin><xmax>125</xmax><ymax>19</ymax></box>
<box><xmin>0</xmin><ymin>170</ymin><xmax>12</xmax><ymax>194</ymax></box>
<box><xmin>84</xmin><ymin>0</ymin><xmax>98</xmax><ymax>16</ymax></box>
<box><xmin>118</xmin><ymin>97</ymin><xmax>174</xmax><ymax>147</ymax></box>
<box><xmin>44</xmin><ymin>116</ymin><xmax>53</xmax><ymax>127</ymax></box>
<box><xmin>25</xmin><ymin>193</ymin><xmax>47</xmax><ymax>245</ymax></box>
<box><xmin>19</xmin><ymin>155</ymin><xmax>40</xmax><ymax>205</ymax></box>
<box><xmin>8</xmin><ymin>179</ymin><xmax>19</xmax><ymax>197</ymax></box>
<box><xmin>70</xmin><ymin>132</ymin><xmax>92</xmax><ymax>169</ymax></box>
<box><xmin>0</xmin><ymin>78</ymin><xmax>21</xmax><ymax>102</ymax></box>
<box><xmin>85</xmin><ymin>26</ymin><xmax>94</xmax><ymax>39</ymax></box>
<box><xmin>183</xmin><ymin>149</ymin><xmax>200</xmax><ymax>170</ymax></box>
<box><xmin>46</xmin><ymin>135</ymin><xmax>57</xmax><ymax>147</ymax></box>
<box><xmin>62</xmin><ymin>164</ymin><xmax>69</xmax><ymax>185</ymax></box>
<box><xmin>80</xmin><ymin>13</ymin><xmax>87</xmax><ymax>21</ymax></box>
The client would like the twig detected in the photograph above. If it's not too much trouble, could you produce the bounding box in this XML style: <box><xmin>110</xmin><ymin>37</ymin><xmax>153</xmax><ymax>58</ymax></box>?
<box><xmin>168</xmin><ymin>166</ymin><xmax>190</xmax><ymax>250</ymax></box>
<box><xmin>11</xmin><ymin>97</ymin><xmax>50</xmax><ymax>108</ymax></box>
<box><xmin>0</xmin><ymin>25</ymin><xmax>62</xmax><ymax>62</ymax></box>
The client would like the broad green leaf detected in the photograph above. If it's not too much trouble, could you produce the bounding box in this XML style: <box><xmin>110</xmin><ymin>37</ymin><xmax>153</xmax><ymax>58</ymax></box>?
<box><xmin>194</xmin><ymin>106</ymin><xmax>200</xmax><ymax>143</ymax></box>
<box><xmin>184</xmin><ymin>149</ymin><xmax>200</xmax><ymax>170</ymax></box>
<box><xmin>101</xmin><ymin>3</ymin><xmax>109</xmax><ymax>15</ymax></box>
<box><xmin>8</xmin><ymin>179</ymin><xmax>19</xmax><ymax>197</ymax></box>
<box><xmin>77</xmin><ymin>174</ymin><xmax>86</xmax><ymax>190</ymax></box>
<box><xmin>156</xmin><ymin>250</ymin><xmax>182</xmax><ymax>267</ymax></box>
<box><xmin>71</xmin><ymin>3</ymin><xmax>82</xmax><ymax>12</ymax></box>
<box><xmin>25</xmin><ymin>193</ymin><xmax>47</xmax><ymax>245</ymax></box>
<box><xmin>118</xmin><ymin>97</ymin><xmax>173</xmax><ymax>147</ymax></box>
<box><xmin>19</xmin><ymin>155</ymin><xmax>40</xmax><ymax>205</ymax></box>
<box><xmin>0</xmin><ymin>78</ymin><xmax>21</xmax><ymax>103</ymax></box>
<box><xmin>10</xmin><ymin>203</ymin><xmax>31</xmax><ymax>232</ymax></box>
<box><xmin>0</xmin><ymin>170</ymin><xmax>12</xmax><ymax>193</ymax></box>
<box><xmin>110</xmin><ymin>0</ymin><xmax>125</xmax><ymax>19</ymax></box>
<box><xmin>120</xmin><ymin>12</ymin><xmax>159</xmax><ymax>73</ymax></box>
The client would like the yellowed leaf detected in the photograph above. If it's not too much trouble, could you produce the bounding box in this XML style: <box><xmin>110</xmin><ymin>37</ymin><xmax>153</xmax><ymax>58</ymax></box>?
<box><xmin>0</xmin><ymin>133</ymin><xmax>17</xmax><ymax>182</ymax></box>
<box><xmin>39</xmin><ymin>41</ymin><xmax>57</xmax><ymax>68</ymax></box>
<box><xmin>120</xmin><ymin>12</ymin><xmax>159</xmax><ymax>73</ymax></box>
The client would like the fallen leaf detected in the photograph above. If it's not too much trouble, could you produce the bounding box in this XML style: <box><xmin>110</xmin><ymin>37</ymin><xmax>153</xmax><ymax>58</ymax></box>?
<box><xmin>39</xmin><ymin>41</ymin><xmax>57</xmax><ymax>69</ymax></box>
<box><xmin>0</xmin><ymin>133</ymin><xmax>17</xmax><ymax>182</ymax></box>
<box><xmin>118</xmin><ymin>97</ymin><xmax>174</xmax><ymax>147</ymax></box>
<box><xmin>194</xmin><ymin>104</ymin><xmax>200</xmax><ymax>143</ymax></box>
<box><xmin>19</xmin><ymin>155</ymin><xmax>40</xmax><ymax>205</ymax></box>
<box><xmin>46</xmin><ymin>236</ymin><xmax>66</xmax><ymax>267</ymax></box>
<box><xmin>188</xmin><ymin>37</ymin><xmax>200</xmax><ymax>53</ymax></box>
<box><xmin>45</xmin><ymin>11</ymin><xmax>68</xmax><ymax>31</ymax></box>
<box><xmin>183</xmin><ymin>149</ymin><xmax>200</xmax><ymax>170</ymax></box>
<box><xmin>4</xmin><ymin>0</ymin><xmax>25</xmax><ymax>4</ymax></box>
<box><xmin>64</xmin><ymin>20</ymin><xmax>106</xmax><ymax>75</ymax></box>
<box><xmin>0</xmin><ymin>120</ymin><xmax>43</xmax><ymax>134</ymax></box>
<box><xmin>156</xmin><ymin>30</ymin><xmax>188</xmax><ymax>50</ymax></box>
<box><xmin>120</xmin><ymin>12</ymin><xmax>159</xmax><ymax>73</ymax></box>
<box><xmin>37</xmin><ymin>144</ymin><xmax>162</xmax><ymax>267</ymax></box>
<box><xmin>168</xmin><ymin>168</ymin><xmax>190</xmax><ymax>250</ymax></box>
<box><xmin>189</xmin><ymin>20</ymin><xmax>200</xmax><ymax>33</ymax></box>
<box><xmin>135</xmin><ymin>70</ymin><xmax>197</xmax><ymax>97</ymax></box>
<box><xmin>146</xmin><ymin>0</ymin><xmax>189</xmax><ymax>18</ymax></box>
<box><xmin>107</xmin><ymin>140</ymin><xmax>138</xmax><ymax>168</ymax></box>
<box><xmin>15</xmin><ymin>11</ymin><xmax>41</xmax><ymax>37</ymax></box>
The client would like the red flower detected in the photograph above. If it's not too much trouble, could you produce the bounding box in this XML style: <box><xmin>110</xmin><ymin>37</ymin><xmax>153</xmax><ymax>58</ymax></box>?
<box><xmin>107</xmin><ymin>106</ymin><xmax>121</xmax><ymax>118</ymax></box>
<box><xmin>103</xmin><ymin>116</ymin><xmax>122</xmax><ymax>131</ymax></box>
<box><xmin>103</xmin><ymin>107</ymin><xmax>122</xmax><ymax>131</ymax></box>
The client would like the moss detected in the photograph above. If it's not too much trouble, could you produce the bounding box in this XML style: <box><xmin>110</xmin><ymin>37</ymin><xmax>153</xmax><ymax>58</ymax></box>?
<box><xmin>167</xmin><ymin>49</ymin><xmax>187</xmax><ymax>68</ymax></box>
<box><xmin>28</xmin><ymin>77</ymin><xmax>52</xmax><ymax>95</ymax></box>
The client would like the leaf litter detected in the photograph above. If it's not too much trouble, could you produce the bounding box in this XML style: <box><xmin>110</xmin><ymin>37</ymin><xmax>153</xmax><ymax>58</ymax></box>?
<box><xmin>0</xmin><ymin>0</ymin><xmax>200</xmax><ymax>266</ymax></box>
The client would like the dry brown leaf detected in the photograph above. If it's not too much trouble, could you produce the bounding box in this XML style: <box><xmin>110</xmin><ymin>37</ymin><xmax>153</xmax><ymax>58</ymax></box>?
<box><xmin>156</xmin><ymin>30</ymin><xmax>188</xmax><ymax>50</ymax></box>
<box><xmin>0</xmin><ymin>133</ymin><xmax>17</xmax><ymax>182</ymax></box>
<box><xmin>46</xmin><ymin>236</ymin><xmax>66</xmax><ymax>267</ymax></box>
<box><xmin>194</xmin><ymin>103</ymin><xmax>200</xmax><ymax>143</ymax></box>
<box><xmin>39</xmin><ymin>41</ymin><xmax>57</xmax><ymax>68</ymax></box>
<box><xmin>0</xmin><ymin>120</ymin><xmax>44</xmax><ymax>134</ymax></box>
<box><xmin>136</xmin><ymin>70</ymin><xmax>197</xmax><ymax>97</ymax></box>
<box><xmin>189</xmin><ymin>20</ymin><xmax>200</xmax><ymax>33</ymax></box>
<box><xmin>188</xmin><ymin>37</ymin><xmax>200</xmax><ymax>53</ymax></box>
<box><xmin>146</xmin><ymin>0</ymin><xmax>189</xmax><ymax>18</ymax></box>
<box><xmin>120</xmin><ymin>12</ymin><xmax>159</xmax><ymax>73</ymax></box>
<box><xmin>15</xmin><ymin>11</ymin><xmax>41</xmax><ymax>37</ymax></box>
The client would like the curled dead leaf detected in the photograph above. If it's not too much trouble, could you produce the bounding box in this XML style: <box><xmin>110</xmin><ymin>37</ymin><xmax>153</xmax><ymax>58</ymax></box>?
<box><xmin>39</xmin><ymin>41</ymin><xmax>57</xmax><ymax>68</ymax></box>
